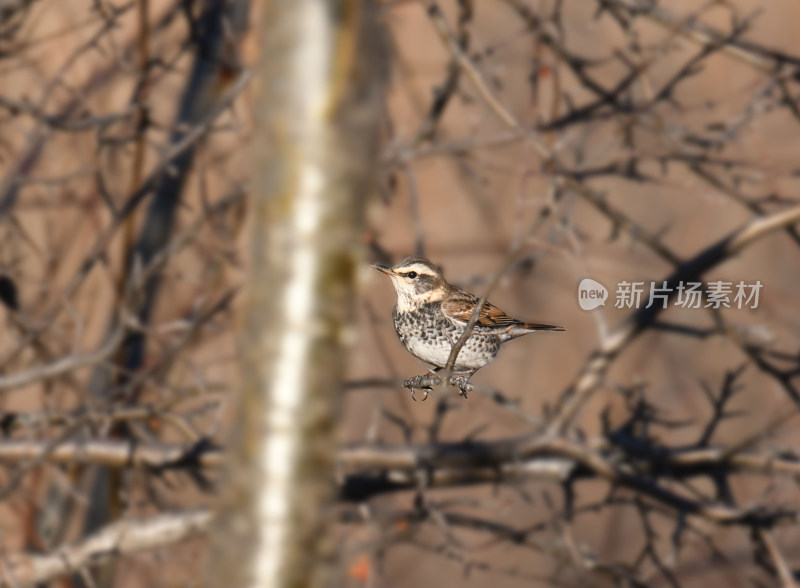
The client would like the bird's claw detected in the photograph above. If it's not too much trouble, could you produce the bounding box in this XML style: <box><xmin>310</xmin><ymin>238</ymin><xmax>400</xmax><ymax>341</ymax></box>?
<box><xmin>404</xmin><ymin>375</ymin><xmax>434</xmax><ymax>401</ymax></box>
<box><xmin>403</xmin><ymin>373</ymin><xmax>472</xmax><ymax>400</ymax></box>
<box><xmin>449</xmin><ymin>374</ymin><xmax>472</xmax><ymax>398</ymax></box>
<box><xmin>410</xmin><ymin>387</ymin><xmax>430</xmax><ymax>402</ymax></box>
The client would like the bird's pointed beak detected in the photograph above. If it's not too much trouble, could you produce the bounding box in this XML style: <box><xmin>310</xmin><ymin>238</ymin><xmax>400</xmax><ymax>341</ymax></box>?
<box><xmin>372</xmin><ymin>264</ymin><xmax>395</xmax><ymax>276</ymax></box>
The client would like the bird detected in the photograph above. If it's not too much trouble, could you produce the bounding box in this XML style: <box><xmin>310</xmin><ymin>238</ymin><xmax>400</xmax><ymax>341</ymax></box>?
<box><xmin>372</xmin><ymin>256</ymin><xmax>564</xmax><ymax>399</ymax></box>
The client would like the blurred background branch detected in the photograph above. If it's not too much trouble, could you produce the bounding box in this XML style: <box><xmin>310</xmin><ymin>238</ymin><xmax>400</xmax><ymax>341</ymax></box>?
<box><xmin>0</xmin><ymin>0</ymin><xmax>798</xmax><ymax>586</ymax></box>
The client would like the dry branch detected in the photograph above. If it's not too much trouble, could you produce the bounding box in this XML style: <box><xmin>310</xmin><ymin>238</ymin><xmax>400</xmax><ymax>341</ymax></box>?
<box><xmin>549</xmin><ymin>204</ymin><xmax>800</xmax><ymax>434</ymax></box>
<box><xmin>0</xmin><ymin>510</ymin><xmax>212</xmax><ymax>587</ymax></box>
<box><xmin>0</xmin><ymin>439</ymin><xmax>222</xmax><ymax>469</ymax></box>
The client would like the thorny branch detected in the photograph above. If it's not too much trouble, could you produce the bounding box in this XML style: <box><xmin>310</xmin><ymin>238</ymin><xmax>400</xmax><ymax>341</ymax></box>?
<box><xmin>370</xmin><ymin>0</ymin><xmax>800</xmax><ymax>585</ymax></box>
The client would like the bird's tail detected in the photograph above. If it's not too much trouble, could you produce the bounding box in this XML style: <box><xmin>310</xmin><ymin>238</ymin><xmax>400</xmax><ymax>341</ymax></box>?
<box><xmin>519</xmin><ymin>322</ymin><xmax>565</xmax><ymax>332</ymax></box>
<box><xmin>504</xmin><ymin>321</ymin><xmax>565</xmax><ymax>340</ymax></box>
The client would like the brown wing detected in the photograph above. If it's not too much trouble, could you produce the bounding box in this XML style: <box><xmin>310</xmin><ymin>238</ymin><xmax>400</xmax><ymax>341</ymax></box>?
<box><xmin>441</xmin><ymin>289</ymin><xmax>565</xmax><ymax>331</ymax></box>
<box><xmin>440</xmin><ymin>290</ymin><xmax>523</xmax><ymax>328</ymax></box>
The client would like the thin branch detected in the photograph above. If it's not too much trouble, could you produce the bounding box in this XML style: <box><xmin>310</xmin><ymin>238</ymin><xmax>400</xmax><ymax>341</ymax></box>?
<box><xmin>0</xmin><ymin>438</ymin><xmax>222</xmax><ymax>469</ymax></box>
<box><xmin>548</xmin><ymin>204</ymin><xmax>800</xmax><ymax>434</ymax></box>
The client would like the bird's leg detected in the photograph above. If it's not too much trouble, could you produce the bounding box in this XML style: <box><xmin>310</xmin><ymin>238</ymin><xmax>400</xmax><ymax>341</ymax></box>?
<box><xmin>403</xmin><ymin>368</ymin><xmax>475</xmax><ymax>401</ymax></box>
<box><xmin>449</xmin><ymin>371</ymin><xmax>476</xmax><ymax>398</ymax></box>
<box><xmin>403</xmin><ymin>374</ymin><xmax>435</xmax><ymax>401</ymax></box>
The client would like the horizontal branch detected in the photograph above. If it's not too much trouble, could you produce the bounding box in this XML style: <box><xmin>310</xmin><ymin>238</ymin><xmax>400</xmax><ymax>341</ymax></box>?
<box><xmin>0</xmin><ymin>439</ymin><xmax>223</xmax><ymax>469</ymax></box>
<box><xmin>0</xmin><ymin>509</ymin><xmax>212</xmax><ymax>586</ymax></box>
<box><xmin>2</xmin><ymin>434</ymin><xmax>799</xmax><ymax>487</ymax></box>
<box><xmin>338</xmin><ymin>438</ymin><xmax>800</xmax><ymax>479</ymax></box>
<box><xmin>338</xmin><ymin>437</ymin><xmax>800</xmax><ymax>526</ymax></box>
<box><xmin>1</xmin><ymin>434</ymin><xmax>798</xmax><ymax>527</ymax></box>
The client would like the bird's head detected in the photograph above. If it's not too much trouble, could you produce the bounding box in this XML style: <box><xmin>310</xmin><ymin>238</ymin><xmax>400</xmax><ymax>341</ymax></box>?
<box><xmin>372</xmin><ymin>256</ymin><xmax>449</xmax><ymax>310</ymax></box>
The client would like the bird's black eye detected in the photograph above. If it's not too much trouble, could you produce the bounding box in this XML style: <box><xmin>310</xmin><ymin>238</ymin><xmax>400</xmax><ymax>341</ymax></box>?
<box><xmin>407</xmin><ymin>271</ymin><xmax>417</xmax><ymax>279</ymax></box>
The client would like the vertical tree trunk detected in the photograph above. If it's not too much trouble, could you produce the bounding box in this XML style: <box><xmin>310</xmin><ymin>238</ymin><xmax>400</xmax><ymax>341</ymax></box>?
<box><xmin>209</xmin><ymin>2</ymin><xmax>385</xmax><ymax>587</ymax></box>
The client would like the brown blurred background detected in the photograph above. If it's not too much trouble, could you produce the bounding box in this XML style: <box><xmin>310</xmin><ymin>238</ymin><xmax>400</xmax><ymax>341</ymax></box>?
<box><xmin>1</xmin><ymin>0</ymin><xmax>800</xmax><ymax>586</ymax></box>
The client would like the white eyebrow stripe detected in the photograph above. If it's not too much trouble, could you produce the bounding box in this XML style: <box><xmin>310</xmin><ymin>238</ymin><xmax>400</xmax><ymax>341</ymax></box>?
<box><xmin>395</xmin><ymin>263</ymin><xmax>437</xmax><ymax>275</ymax></box>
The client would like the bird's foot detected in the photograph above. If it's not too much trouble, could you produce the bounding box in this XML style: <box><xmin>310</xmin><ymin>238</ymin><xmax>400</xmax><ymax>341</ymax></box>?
<box><xmin>411</xmin><ymin>387</ymin><xmax>429</xmax><ymax>402</ymax></box>
<box><xmin>449</xmin><ymin>374</ymin><xmax>473</xmax><ymax>398</ymax></box>
<box><xmin>402</xmin><ymin>373</ymin><xmax>474</xmax><ymax>400</ymax></box>
<box><xmin>403</xmin><ymin>374</ymin><xmax>439</xmax><ymax>401</ymax></box>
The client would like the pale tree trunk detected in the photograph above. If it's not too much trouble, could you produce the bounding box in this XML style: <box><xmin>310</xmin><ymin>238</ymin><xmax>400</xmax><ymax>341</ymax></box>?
<box><xmin>207</xmin><ymin>2</ymin><xmax>386</xmax><ymax>588</ymax></box>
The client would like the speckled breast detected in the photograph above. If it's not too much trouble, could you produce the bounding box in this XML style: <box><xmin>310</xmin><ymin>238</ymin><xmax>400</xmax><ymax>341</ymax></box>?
<box><xmin>392</xmin><ymin>303</ymin><xmax>499</xmax><ymax>371</ymax></box>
